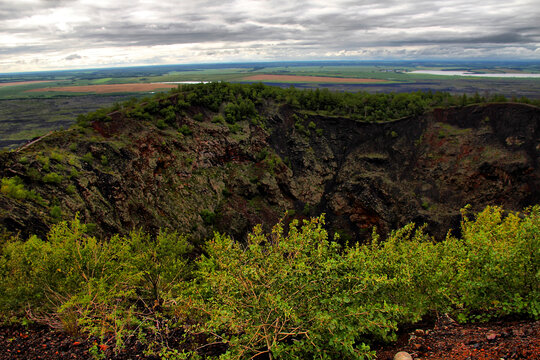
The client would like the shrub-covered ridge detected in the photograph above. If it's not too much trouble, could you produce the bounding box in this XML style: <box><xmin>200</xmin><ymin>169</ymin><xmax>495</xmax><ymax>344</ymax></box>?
<box><xmin>0</xmin><ymin>205</ymin><xmax>538</xmax><ymax>359</ymax></box>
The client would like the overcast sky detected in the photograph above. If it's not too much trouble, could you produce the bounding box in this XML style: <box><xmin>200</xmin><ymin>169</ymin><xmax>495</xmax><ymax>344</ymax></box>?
<box><xmin>1</xmin><ymin>0</ymin><xmax>540</xmax><ymax>72</ymax></box>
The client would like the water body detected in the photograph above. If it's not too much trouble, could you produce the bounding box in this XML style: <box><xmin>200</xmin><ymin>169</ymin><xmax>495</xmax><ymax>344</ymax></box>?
<box><xmin>409</xmin><ymin>70</ymin><xmax>540</xmax><ymax>78</ymax></box>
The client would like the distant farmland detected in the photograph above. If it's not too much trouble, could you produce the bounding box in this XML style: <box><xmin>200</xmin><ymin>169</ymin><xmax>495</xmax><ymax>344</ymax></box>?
<box><xmin>242</xmin><ymin>74</ymin><xmax>388</xmax><ymax>83</ymax></box>
<box><xmin>27</xmin><ymin>83</ymin><xmax>179</xmax><ymax>93</ymax></box>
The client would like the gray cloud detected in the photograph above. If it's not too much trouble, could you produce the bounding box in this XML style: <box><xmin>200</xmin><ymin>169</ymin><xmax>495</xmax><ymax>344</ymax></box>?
<box><xmin>1</xmin><ymin>0</ymin><xmax>539</xmax><ymax>71</ymax></box>
<box><xmin>65</xmin><ymin>53</ymin><xmax>81</xmax><ymax>60</ymax></box>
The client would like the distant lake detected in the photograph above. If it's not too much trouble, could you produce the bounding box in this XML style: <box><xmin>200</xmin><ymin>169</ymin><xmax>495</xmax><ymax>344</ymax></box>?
<box><xmin>409</xmin><ymin>70</ymin><xmax>540</xmax><ymax>78</ymax></box>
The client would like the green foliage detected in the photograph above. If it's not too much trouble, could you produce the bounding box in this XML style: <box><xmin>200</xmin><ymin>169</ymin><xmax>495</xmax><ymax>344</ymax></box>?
<box><xmin>189</xmin><ymin>217</ymin><xmax>385</xmax><ymax>359</ymax></box>
<box><xmin>1</xmin><ymin>177</ymin><xmax>44</xmax><ymax>203</ymax></box>
<box><xmin>156</xmin><ymin>118</ymin><xmax>167</xmax><ymax>129</ymax></box>
<box><xmin>193</xmin><ymin>113</ymin><xmax>204</xmax><ymax>122</ymax></box>
<box><xmin>185</xmin><ymin>206</ymin><xmax>539</xmax><ymax>359</ymax></box>
<box><xmin>69</xmin><ymin>167</ymin><xmax>80</xmax><ymax>179</ymax></box>
<box><xmin>178</xmin><ymin>125</ymin><xmax>193</xmax><ymax>136</ymax></box>
<box><xmin>66</xmin><ymin>184</ymin><xmax>76</xmax><ymax>194</ymax></box>
<box><xmin>26</xmin><ymin>167</ymin><xmax>41</xmax><ymax>181</ymax></box>
<box><xmin>81</xmin><ymin>152</ymin><xmax>94</xmax><ymax>164</ymax></box>
<box><xmin>199</xmin><ymin>209</ymin><xmax>216</xmax><ymax>225</ymax></box>
<box><xmin>454</xmin><ymin>205</ymin><xmax>540</xmax><ymax>320</ymax></box>
<box><xmin>50</xmin><ymin>151</ymin><xmax>64</xmax><ymax>162</ymax></box>
<box><xmin>37</xmin><ymin>155</ymin><xmax>50</xmax><ymax>171</ymax></box>
<box><xmin>0</xmin><ymin>218</ymin><xmax>193</xmax><ymax>355</ymax></box>
<box><xmin>211</xmin><ymin>114</ymin><xmax>225</xmax><ymax>124</ymax></box>
<box><xmin>227</xmin><ymin>123</ymin><xmax>241</xmax><ymax>134</ymax></box>
<box><xmin>42</xmin><ymin>172</ymin><xmax>63</xmax><ymax>184</ymax></box>
<box><xmin>0</xmin><ymin>205</ymin><xmax>537</xmax><ymax>358</ymax></box>
<box><xmin>50</xmin><ymin>205</ymin><xmax>62</xmax><ymax>221</ymax></box>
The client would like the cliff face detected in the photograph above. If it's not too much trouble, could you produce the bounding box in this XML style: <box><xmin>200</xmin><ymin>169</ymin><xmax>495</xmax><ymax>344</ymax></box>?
<box><xmin>1</xmin><ymin>100</ymin><xmax>538</xmax><ymax>242</ymax></box>
<box><xmin>272</xmin><ymin>103</ymin><xmax>539</xmax><ymax>240</ymax></box>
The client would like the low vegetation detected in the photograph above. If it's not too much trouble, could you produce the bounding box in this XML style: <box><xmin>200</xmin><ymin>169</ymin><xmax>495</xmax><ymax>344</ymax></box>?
<box><xmin>0</xmin><ymin>205</ymin><xmax>537</xmax><ymax>359</ymax></box>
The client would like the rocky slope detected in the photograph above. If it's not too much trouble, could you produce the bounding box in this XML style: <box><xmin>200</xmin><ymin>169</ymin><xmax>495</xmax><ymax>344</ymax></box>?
<box><xmin>0</xmin><ymin>89</ymin><xmax>538</xmax><ymax>242</ymax></box>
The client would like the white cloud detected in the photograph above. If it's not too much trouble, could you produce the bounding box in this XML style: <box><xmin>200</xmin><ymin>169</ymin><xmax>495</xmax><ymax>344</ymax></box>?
<box><xmin>0</xmin><ymin>0</ymin><xmax>539</xmax><ymax>72</ymax></box>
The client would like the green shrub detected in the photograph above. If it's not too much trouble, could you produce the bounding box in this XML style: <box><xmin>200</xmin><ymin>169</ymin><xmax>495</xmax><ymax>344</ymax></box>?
<box><xmin>26</xmin><ymin>167</ymin><xmax>41</xmax><ymax>181</ymax></box>
<box><xmin>0</xmin><ymin>218</ymin><xmax>193</xmax><ymax>354</ymax></box>
<box><xmin>69</xmin><ymin>168</ymin><xmax>79</xmax><ymax>179</ymax></box>
<box><xmin>199</xmin><ymin>210</ymin><xmax>216</xmax><ymax>225</ymax></box>
<box><xmin>453</xmin><ymin>205</ymin><xmax>540</xmax><ymax>320</ymax></box>
<box><xmin>81</xmin><ymin>152</ymin><xmax>93</xmax><ymax>164</ymax></box>
<box><xmin>1</xmin><ymin>177</ymin><xmax>44</xmax><ymax>203</ymax></box>
<box><xmin>178</xmin><ymin>124</ymin><xmax>192</xmax><ymax>136</ymax></box>
<box><xmin>50</xmin><ymin>205</ymin><xmax>62</xmax><ymax>222</ymax></box>
<box><xmin>0</xmin><ymin>204</ymin><xmax>538</xmax><ymax>358</ymax></box>
<box><xmin>43</xmin><ymin>172</ymin><xmax>63</xmax><ymax>184</ymax></box>
<box><xmin>188</xmin><ymin>216</ymin><xmax>393</xmax><ymax>359</ymax></box>
<box><xmin>227</xmin><ymin>123</ymin><xmax>241</xmax><ymax>134</ymax></box>
<box><xmin>211</xmin><ymin>114</ymin><xmax>225</xmax><ymax>124</ymax></box>
<box><xmin>37</xmin><ymin>155</ymin><xmax>50</xmax><ymax>171</ymax></box>
<box><xmin>50</xmin><ymin>151</ymin><xmax>64</xmax><ymax>162</ymax></box>
<box><xmin>100</xmin><ymin>155</ymin><xmax>108</xmax><ymax>166</ymax></box>
<box><xmin>193</xmin><ymin>113</ymin><xmax>204</xmax><ymax>122</ymax></box>
<box><xmin>1</xmin><ymin>177</ymin><xmax>30</xmax><ymax>200</ymax></box>
<box><xmin>184</xmin><ymin>206</ymin><xmax>540</xmax><ymax>359</ymax></box>
<box><xmin>156</xmin><ymin>118</ymin><xmax>167</xmax><ymax>129</ymax></box>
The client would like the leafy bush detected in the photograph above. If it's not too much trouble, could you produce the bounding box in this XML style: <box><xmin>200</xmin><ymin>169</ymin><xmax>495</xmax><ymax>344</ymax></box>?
<box><xmin>211</xmin><ymin>114</ymin><xmax>225</xmax><ymax>124</ymax></box>
<box><xmin>178</xmin><ymin>125</ymin><xmax>192</xmax><ymax>136</ymax></box>
<box><xmin>0</xmin><ymin>218</ymin><xmax>193</xmax><ymax>355</ymax></box>
<box><xmin>199</xmin><ymin>209</ymin><xmax>216</xmax><ymax>225</ymax></box>
<box><xmin>50</xmin><ymin>151</ymin><xmax>64</xmax><ymax>162</ymax></box>
<box><xmin>184</xmin><ymin>206</ymin><xmax>539</xmax><ymax>359</ymax></box>
<box><xmin>188</xmin><ymin>217</ymin><xmax>394</xmax><ymax>359</ymax></box>
<box><xmin>1</xmin><ymin>177</ymin><xmax>44</xmax><ymax>203</ymax></box>
<box><xmin>81</xmin><ymin>152</ymin><xmax>93</xmax><ymax>164</ymax></box>
<box><xmin>453</xmin><ymin>205</ymin><xmax>540</xmax><ymax>320</ymax></box>
<box><xmin>50</xmin><ymin>205</ymin><xmax>62</xmax><ymax>221</ymax></box>
<box><xmin>43</xmin><ymin>172</ymin><xmax>63</xmax><ymax>184</ymax></box>
<box><xmin>156</xmin><ymin>118</ymin><xmax>167</xmax><ymax>129</ymax></box>
<box><xmin>0</xmin><ymin>205</ymin><xmax>538</xmax><ymax>358</ymax></box>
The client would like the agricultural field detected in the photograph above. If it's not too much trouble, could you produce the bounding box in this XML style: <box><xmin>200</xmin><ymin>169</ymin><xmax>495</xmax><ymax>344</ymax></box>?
<box><xmin>1</xmin><ymin>60</ymin><xmax>540</xmax><ymax>148</ymax></box>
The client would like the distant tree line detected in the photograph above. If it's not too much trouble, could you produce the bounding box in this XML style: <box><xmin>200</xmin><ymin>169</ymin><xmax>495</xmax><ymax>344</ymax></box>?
<box><xmin>76</xmin><ymin>82</ymin><xmax>540</xmax><ymax>127</ymax></box>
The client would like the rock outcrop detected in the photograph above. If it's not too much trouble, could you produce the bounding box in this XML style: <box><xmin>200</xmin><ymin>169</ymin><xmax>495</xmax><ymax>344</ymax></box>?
<box><xmin>1</xmin><ymin>100</ymin><xmax>538</xmax><ymax>242</ymax></box>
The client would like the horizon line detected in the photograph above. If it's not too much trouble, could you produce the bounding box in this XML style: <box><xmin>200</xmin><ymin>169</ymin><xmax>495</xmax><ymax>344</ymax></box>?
<box><xmin>2</xmin><ymin>58</ymin><xmax>540</xmax><ymax>76</ymax></box>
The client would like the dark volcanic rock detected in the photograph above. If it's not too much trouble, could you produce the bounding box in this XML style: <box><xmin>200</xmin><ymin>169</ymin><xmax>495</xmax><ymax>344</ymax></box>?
<box><xmin>1</xmin><ymin>102</ymin><xmax>538</xmax><ymax>242</ymax></box>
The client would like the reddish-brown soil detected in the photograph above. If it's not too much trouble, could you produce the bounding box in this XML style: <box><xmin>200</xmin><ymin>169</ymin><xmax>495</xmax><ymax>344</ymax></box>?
<box><xmin>0</xmin><ymin>81</ymin><xmax>52</xmax><ymax>87</ymax></box>
<box><xmin>243</xmin><ymin>74</ymin><xmax>386</xmax><ymax>83</ymax></box>
<box><xmin>26</xmin><ymin>83</ymin><xmax>179</xmax><ymax>94</ymax></box>
<box><xmin>376</xmin><ymin>317</ymin><xmax>540</xmax><ymax>360</ymax></box>
<box><xmin>1</xmin><ymin>318</ymin><xmax>538</xmax><ymax>359</ymax></box>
